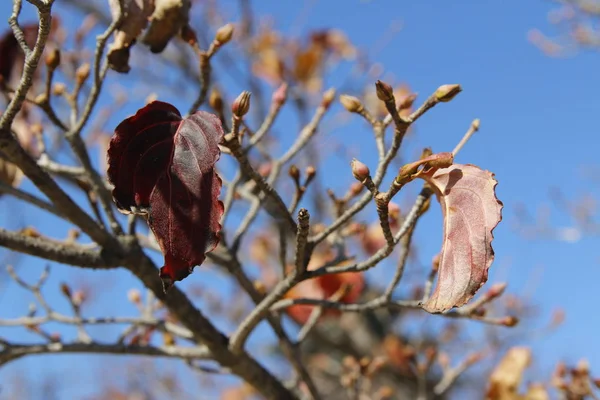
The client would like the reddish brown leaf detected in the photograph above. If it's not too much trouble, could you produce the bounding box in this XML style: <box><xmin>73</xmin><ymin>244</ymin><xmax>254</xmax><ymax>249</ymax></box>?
<box><xmin>107</xmin><ymin>101</ymin><xmax>224</xmax><ymax>291</ymax></box>
<box><xmin>419</xmin><ymin>164</ymin><xmax>503</xmax><ymax>313</ymax></box>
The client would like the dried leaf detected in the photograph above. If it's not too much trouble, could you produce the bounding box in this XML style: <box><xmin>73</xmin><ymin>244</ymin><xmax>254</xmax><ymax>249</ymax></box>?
<box><xmin>419</xmin><ymin>164</ymin><xmax>502</xmax><ymax>313</ymax></box>
<box><xmin>487</xmin><ymin>347</ymin><xmax>531</xmax><ymax>400</ymax></box>
<box><xmin>0</xmin><ymin>158</ymin><xmax>23</xmax><ymax>195</ymax></box>
<box><xmin>107</xmin><ymin>0</ymin><xmax>155</xmax><ymax>72</ymax></box>
<box><xmin>524</xmin><ymin>383</ymin><xmax>549</xmax><ymax>400</ymax></box>
<box><xmin>142</xmin><ymin>0</ymin><xmax>191</xmax><ymax>53</ymax></box>
<box><xmin>107</xmin><ymin>101</ymin><xmax>224</xmax><ymax>291</ymax></box>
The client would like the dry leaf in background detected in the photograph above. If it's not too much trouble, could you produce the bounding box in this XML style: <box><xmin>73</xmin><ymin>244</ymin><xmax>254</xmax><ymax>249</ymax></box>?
<box><xmin>142</xmin><ymin>0</ymin><xmax>191</xmax><ymax>53</ymax></box>
<box><xmin>107</xmin><ymin>0</ymin><xmax>155</xmax><ymax>72</ymax></box>
<box><xmin>487</xmin><ymin>347</ymin><xmax>535</xmax><ymax>400</ymax></box>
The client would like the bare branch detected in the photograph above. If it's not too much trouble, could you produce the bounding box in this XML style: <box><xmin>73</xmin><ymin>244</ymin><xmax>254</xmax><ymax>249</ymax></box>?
<box><xmin>0</xmin><ymin>228</ymin><xmax>118</xmax><ymax>268</ymax></box>
<box><xmin>0</xmin><ymin>341</ymin><xmax>211</xmax><ymax>366</ymax></box>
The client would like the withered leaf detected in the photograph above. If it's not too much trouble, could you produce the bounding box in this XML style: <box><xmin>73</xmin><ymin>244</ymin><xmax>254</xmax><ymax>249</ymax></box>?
<box><xmin>419</xmin><ymin>164</ymin><xmax>503</xmax><ymax>313</ymax></box>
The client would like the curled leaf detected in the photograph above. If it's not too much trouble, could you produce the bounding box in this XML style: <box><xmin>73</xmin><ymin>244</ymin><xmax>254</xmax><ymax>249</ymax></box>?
<box><xmin>419</xmin><ymin>164</ymin><xmax>503</xmax><ymax>313</ymax></box>
<box><xmin>142</xmin><ymin>0</ymin><xmax>191</xmax><ymax>53</ymax></box>
<box><xmin>107</xmin><ymin>101</ymin><xmax>224</xmax><ymax>291</ymax></box>
<box><xmin>107</xmin><ymin>0</ymin><xmax>155</xmax><ymax>72</ymax></box>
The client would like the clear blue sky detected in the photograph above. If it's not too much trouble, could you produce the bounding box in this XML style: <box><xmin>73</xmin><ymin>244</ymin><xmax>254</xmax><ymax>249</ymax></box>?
<box><xmin>1</xmin><ymin>0</ymin><xmax>599</xmax><ymax>397</ymax></box>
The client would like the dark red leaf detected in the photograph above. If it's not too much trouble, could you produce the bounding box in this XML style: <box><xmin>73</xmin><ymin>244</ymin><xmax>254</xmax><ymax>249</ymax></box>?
<box><xmin>107</xmin><ymin>101</ymin><xmax>224</xmax><ymax>291</ymax></box>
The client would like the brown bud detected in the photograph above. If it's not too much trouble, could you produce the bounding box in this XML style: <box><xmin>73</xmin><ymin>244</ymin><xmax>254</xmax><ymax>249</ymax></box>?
<box><xmin>75</xmin><ymin>63</ymin><xmax>90</xmax><ymax>85</ymax></box>
<box><xmin>487</xmin><ymin>282</ymin><xmax>507</xmax><ymax>299</ymax></box>
<box><xmin>349</xmin><ymin>182</ymin><xmax>363</xmax><ymax>197</ymax></box>
<box><xmin>232</xmin><ymin>91</ymin><xmax>251</xmax><ymax>117</ymax></box>
<box><xmin>472</xmin><ymin>118</ymin><xmax>480</xmax><ymax>131</ymax></box>
<box><xmin>375</xmin><ymin>80</ymin><xmax>394</xmax><ymax>102</ymax></box>
<box><xmin>431</xmin><ymin>254</ymin><xmax>441</xmax><ymax>272</ymax></box>
<box><xmin>396</xmin><ymin>163</ymin><xmax>419</xmax><ymax>185</ymax></box>
<box><xmin>466</xmin><ymin>352</ymin><xmax>483</xmax><ymax>365</ymax></box>
<box><xmin>21</xmin><ymin>227</ymin><xmax>40</xmax><ymax>238</ymax></box>
<box><xmin>72</xmin><ymin>290</ymin><xmax>86</xmax><ymax>306</ymax></box>
<box><xmin>288</xmin><ymin>165</ymin><xmax>300</xmax><ymax>184</ymax></box>
<box><xmin>50</xmin><ymin>332</ymin><xmax>61</xmax><ymax>342</ymax></box>
<box><xmin>472</xmin><ymin>307</ymin><xmax>487</xmax><ymax>317</ymax></box>
<box><xmin>34</xmin><ymin>93</ymin><xmax>48</xmax><ymax>105</ymax></box>
<box><xmin>60</xmin><ymin>282</ymin><xmax>72</xmax><ymax>298</ymax></box>
<box><xmin>434</xmin><ymin>84</ymin><xmax>462</xmax><ymax>102</ymax></box>
<box><xmin>215</xmin><ymin>23</ymin><xmax>234</xmax><ymax>45</ymax></box>
<box><xmin>127</xmin><ymin>288</ymin><xmax>142</xmax><ymax>304</ymax></box>
<box><xmin>272</xmin><ymin>82</ymin><xmax>288</xmax><ymax>107</ymax></box>
<box><xmin>305</xmin><ymin>165</ymin><xmax>316</xmax><ymax>181</ymax></box>
<box><xmin>340</xmin><ymin>94</ymin><xmax>363</xmax><ymax>113</ymax></box>
<box><xmin>253</xmin><ymin>280</ymin><xmax>266</xmax><ymax>295</ymax></box>
<box><xmin>351</xmin><ymin>158</ymin><xmax>370</xmax><ymax>181</ymax></box>
<box><xmin>45</xmin><ymin>48</ymin><xmax>61</xmax><ymax>69</ymax></box>
<box><xmin>52</xmin><ymin>82</ymin><xmax>66</xmax><ymax>96</ymax></box>
<box><xmin>321</xmin><ymin>87</ymin><xmax>336</xmax><ymax>109</ymax></box>
<box><xmin>399</xmin><ymin>93</ymin><xmax>417</xmax><ymax>110</ymax></box>
<box><xmin>501</xmin><ymin>316</ymin><xmax>519</xmax><ymax>327</ymax></box>
<box><xmin>209</xmin><ymin>88</ymin><xmax>223</xmax><ymax>111</ymax></box>
<box><xmin>163</xmin><ymin>332</ymin><xmax>176</xmax><ymax>346</ymax></box>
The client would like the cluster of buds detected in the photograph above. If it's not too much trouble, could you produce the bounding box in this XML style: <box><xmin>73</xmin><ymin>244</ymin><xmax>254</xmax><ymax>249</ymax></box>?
<box><xmin>553</xmin><ymin>360</ymin><xmax>600</xmax><ymax>397</ymax></box>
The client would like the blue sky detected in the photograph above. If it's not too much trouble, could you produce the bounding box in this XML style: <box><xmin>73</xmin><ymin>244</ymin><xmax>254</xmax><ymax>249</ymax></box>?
<box><xmin>1</xmin><ymin>0</ymin><xmax>599</xmax><ymax>397</ymax></box>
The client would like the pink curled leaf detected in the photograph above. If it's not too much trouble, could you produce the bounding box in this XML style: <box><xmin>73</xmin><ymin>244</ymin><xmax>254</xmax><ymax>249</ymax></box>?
<box><xmin>419</xmin><ymin>164</ymin><xmax>503</xmax><ymax>313</ymax></box>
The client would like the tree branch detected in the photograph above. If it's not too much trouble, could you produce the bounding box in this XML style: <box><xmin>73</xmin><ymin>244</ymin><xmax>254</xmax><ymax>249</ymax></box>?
<box><xmin>0</xmin><ymin>228</ymin><xmax>118</xmax><ymax>268</ymax></box>
<box><xmin>0</xmin><ymin>341</ymin><xmax>211</xmax><ymax>366</ymax></box>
